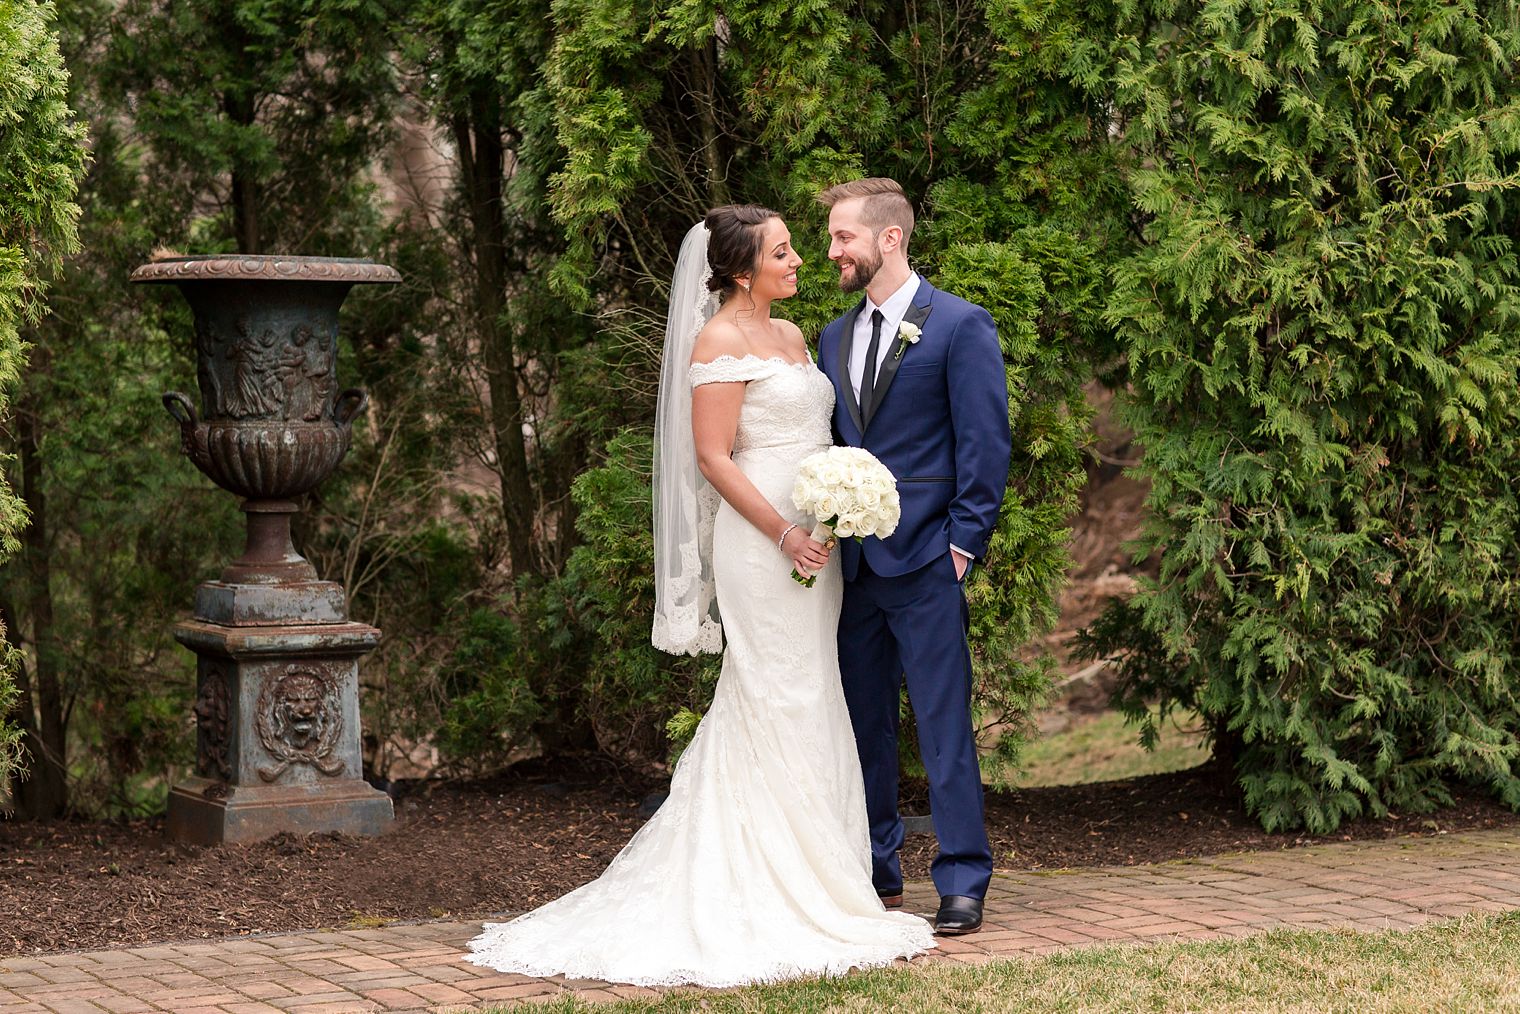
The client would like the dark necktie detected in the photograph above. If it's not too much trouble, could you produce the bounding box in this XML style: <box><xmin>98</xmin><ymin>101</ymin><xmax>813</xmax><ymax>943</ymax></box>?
<box><xmin>860</xmin><ymin>309</ymin><xmax>885</xmax><ymax>419</ymax></box>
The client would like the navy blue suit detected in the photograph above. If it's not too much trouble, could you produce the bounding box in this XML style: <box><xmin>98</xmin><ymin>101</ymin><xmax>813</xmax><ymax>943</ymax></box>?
<box><xmin>819</xmin><ymin>274</ymin><xmax>1011</xmax><ymax>901</ymax></box>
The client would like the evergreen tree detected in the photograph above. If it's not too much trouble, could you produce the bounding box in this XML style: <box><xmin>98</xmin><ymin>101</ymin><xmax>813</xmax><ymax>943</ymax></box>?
<box><xmin>540</xmin><ymin>0</ymin><xmax>1126</xmax><ymax>772</ymax></box>
<box><xmin>402</xmin><ymin>0</ymin><xmax>567</xmax><ymax>585</ymax></box>
<box><xmin>103</xmin><ymin>0</ymin><xmax>399</xmax><ymax>254</ymax></box>
<box><xmin>0</xmin><ymin>0</ymin><xmax>87</xmax><ymax>804</ymax></box>
<box><xmin>1087</xmin><ymin>0</ymin><xmax>1520</xmax><ymax>830</ymax></box>
<box><xmin>3</xmin><ymin>0</ymin><xmax>1126</xmax><ymax>794</ymax></box>
<box><xmin>1</xmin><ymin>0</ymin><xmax>403</xmax><ymax>816</ymax></box>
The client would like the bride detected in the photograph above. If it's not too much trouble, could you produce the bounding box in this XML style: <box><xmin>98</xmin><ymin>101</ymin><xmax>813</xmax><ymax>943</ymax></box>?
<box><xmin>465</xmin><ymin>205</ymin><xmax>935</xmax><ymax>987</ymax></box>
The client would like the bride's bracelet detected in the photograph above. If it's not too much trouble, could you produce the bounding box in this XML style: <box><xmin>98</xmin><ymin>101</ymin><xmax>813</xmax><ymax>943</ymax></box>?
<box><xmin>777</xmin><ymin>523</ymin><xmax>798</xmax><ymax>552</ymax></box>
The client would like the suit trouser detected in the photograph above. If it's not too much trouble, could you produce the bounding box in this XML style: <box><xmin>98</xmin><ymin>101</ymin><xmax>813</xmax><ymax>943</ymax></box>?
<box><xmin>838</xmin><ymin>550</ymin><xmax>993</xmax><ymax>900</ymax></box>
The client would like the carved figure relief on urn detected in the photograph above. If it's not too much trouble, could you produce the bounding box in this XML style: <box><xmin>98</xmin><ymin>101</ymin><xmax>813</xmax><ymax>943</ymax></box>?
<box><xmin>143</xmin><ymin>256</ymin><xmax>388</xmax><ymax>508</ymax></box>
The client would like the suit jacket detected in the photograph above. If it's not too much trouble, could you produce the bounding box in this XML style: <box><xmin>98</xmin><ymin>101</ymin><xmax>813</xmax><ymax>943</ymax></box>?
<box><xmin>819</xmin><ymin>274</ymin><xmax>1012</xmax><ymax>580</ymax></box>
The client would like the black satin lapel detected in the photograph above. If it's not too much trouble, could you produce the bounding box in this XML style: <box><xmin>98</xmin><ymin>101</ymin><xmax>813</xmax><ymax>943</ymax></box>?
<box><xmin>838</xmin><ymin>300</ymin><xmax>865</xmax><ymax>434</ymax></box>
<box><xmin>862</xmin><ymin>297</ymin><xmax>933</xmax><ymax>433</ymax></box>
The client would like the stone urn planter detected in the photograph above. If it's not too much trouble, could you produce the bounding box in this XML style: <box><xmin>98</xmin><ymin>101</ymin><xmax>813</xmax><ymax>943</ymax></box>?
<box><xmin>132</xmin><ymin>255</ymin><xmax>399</xmax><ymax>845</ymax></box>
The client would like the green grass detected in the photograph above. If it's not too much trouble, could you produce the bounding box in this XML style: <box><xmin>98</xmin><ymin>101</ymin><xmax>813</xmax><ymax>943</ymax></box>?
<box><xmin>1015</xmin><ymin>708</ymin><xmax>1209</xmax><ymax>788</ymax></box>
<box><xmin>503</xmin><ymin>913</ymin><xmax>1520</xmax><ymax>1012</ymax></box>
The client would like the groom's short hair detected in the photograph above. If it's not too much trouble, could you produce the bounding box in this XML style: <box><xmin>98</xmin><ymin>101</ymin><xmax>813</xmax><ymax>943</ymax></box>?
<box><xmin>818</xmin><ymin>178</ymin><xmax>914</xmax><ymax>246</ymax></box>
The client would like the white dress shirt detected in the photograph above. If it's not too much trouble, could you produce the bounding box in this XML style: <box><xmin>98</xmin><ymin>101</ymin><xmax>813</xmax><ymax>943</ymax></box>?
<box><xmin>845</xmin><ymin>272</ymin><xmax>975</xmax><ymax>566</ymax></box>
<box><xmin>847</xmin><ymin>273</ymin><xmax>921</xmax><ymax>402</ymax></box>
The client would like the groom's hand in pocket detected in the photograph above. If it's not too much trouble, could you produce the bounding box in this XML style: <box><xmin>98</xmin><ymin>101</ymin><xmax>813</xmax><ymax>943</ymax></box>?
<box><xmin>951</xmin><ymin>549</ymin><xmax>970</xmax><ymax>582</ymax></box>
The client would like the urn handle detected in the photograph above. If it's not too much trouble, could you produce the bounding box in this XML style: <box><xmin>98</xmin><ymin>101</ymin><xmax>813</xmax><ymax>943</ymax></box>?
<box><xmin>162</xmin><ymin>391</ymin><xmax>208</xmax><ymax>467</ymax></box>
<box><xmin>163</xmin><ymin>391</ymin><xmax>199</xmax><ymax>428</ymax></box>
<box><xmin>334</xmin><ymin>388</ymin><xmax>369</xmax><ymax>427</ymax></box>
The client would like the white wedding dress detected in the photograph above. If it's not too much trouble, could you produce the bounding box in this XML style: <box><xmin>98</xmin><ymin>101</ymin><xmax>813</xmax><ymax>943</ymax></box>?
<box><xmin>466</xmin><ymin>354</ymin><xmax>935</xmax><ymax>987</ymax></box>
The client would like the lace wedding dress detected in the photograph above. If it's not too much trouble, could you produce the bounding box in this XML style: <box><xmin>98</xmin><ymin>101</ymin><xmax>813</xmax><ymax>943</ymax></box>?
<box><xmin>466</xmin><ymin>354</ymin><xmax>935</xmax><ymax>987</ymax></box>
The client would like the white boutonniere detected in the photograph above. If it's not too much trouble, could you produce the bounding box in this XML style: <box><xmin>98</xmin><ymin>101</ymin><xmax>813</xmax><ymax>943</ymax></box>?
<box><xmin>893</xmin><ymin>321</ymin><xmax>922</xmax><ymax>360</ymax></box>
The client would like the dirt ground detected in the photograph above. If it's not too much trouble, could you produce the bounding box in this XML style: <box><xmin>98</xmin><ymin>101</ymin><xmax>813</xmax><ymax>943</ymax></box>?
<box><xmin>4</xmin><ymin>755</ymin><xmax>1516</xmax><ymax>957</ymax></box>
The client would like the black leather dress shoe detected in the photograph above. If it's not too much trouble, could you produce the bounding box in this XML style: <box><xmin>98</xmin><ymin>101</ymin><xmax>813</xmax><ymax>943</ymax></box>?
<box><xmin>934</xmin><ymin>895</ymin><xmax>983</xmax><ymax>935</ymax></box>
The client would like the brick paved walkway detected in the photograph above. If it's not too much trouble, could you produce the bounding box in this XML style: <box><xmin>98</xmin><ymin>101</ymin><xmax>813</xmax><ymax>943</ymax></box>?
<box><xmin>4</xmin><ymin>828</ymin><xmax>1519</xmax><ymax>1012</ymax></box>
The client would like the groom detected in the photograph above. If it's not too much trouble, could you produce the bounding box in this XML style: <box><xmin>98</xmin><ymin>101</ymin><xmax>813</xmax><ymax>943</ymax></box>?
<box><xmin>817</xmin><ymin>178</ymin><xmax>1011</xmax><ymax>936</ymax></box>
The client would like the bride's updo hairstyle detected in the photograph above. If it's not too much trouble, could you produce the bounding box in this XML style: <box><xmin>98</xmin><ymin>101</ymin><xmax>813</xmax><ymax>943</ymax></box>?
<box><xmin>704</xmin><ymin>204</ymin><xmax>779</xmax><ymax>297</ymax></box>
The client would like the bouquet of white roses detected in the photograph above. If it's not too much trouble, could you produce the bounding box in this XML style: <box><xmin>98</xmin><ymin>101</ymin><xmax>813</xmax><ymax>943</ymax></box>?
<box><xmin>789</xmin><ymin>447</ymin><xmax>901</xmax><ymax>587</ymax></box>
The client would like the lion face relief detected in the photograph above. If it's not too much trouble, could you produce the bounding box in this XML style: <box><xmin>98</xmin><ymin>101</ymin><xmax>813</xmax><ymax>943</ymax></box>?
<box><xmin>278</xmin><ymin>672</ymin><xmax>326</xmax><ymax>748</ymax></box>
<box><xmin>256</xmin><ymin>666</ymin><xmax>346</xmax><ymax>781</ymax></box>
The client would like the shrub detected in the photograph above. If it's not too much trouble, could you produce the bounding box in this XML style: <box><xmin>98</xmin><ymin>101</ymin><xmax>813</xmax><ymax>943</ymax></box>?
<box><xmin>0</xmin><ymin>0</ymin><xmax>87</xmax><ymax>800</ymax></box>
<box><xmin>557</xmin><ymin>431</ymin><xmax>720</xmax><ymax>764</ymax></box>
<box><xmin>1088</xmin><ymin>0</ymin><xmax>1520</xmax><ymax>831</ymax></box>
<box><xmin>435</xmin><ymin>608</ymin><xmax>544</xmax><ymax>770</ymax></box>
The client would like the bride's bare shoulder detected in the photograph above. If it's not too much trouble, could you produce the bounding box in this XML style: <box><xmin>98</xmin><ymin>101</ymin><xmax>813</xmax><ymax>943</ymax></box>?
<box><xmin>691</xmin><ymin>317</ymin><xmax>749</xmax><ymax>365</ymax></box>
<box><xmin>773</xmin><ymin>317</ymin><xmax>808</xmax><ymax>353</ymax></box>
<box><xmin>774</xmin><ymin>317</ymin><xmax>804</xmax><ymax>341</ymax></box>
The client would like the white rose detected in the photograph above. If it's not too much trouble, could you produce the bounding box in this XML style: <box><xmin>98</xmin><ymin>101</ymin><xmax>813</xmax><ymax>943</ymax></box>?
<box><xmin>814</xmin><ymin>492</ymin><xmax>840</xmax><ymax>520</ymax></box>
<box><xmin>898</xmin><ymin>321</ymin><xmax>922</xmax><ymax>343</ymax></box>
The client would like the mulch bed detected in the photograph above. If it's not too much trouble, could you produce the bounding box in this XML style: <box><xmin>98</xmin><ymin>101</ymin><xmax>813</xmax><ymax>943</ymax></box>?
<box><xmin>3</xmin><ymin>755</ymin><xmax>1516</xmax><ymax>957</ymax></box>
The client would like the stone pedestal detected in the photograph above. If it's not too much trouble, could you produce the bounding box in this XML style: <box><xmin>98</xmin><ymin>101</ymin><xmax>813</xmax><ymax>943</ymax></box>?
<box><xmin>167</xmin><ymin>618</ymin><xmax>393</xmax><ymax>845</ymax></box>
<box><xmin>167</xmin><ymin>778</ymin><xmax>394</xmax><ymax>845</ymax></box>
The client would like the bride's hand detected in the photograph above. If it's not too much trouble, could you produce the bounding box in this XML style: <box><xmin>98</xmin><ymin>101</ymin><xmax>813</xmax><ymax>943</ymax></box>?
<box><xmin>784</xmin><ymin>527</ymin><xmax>831</xmax><ymax>577</ymax></box>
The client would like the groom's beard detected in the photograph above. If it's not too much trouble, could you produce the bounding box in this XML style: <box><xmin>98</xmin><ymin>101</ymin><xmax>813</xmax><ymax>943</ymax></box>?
<box><xmin>836</xmin><ymin>247</ymin><xmax>883</xmax><ymax>294</ymax></box>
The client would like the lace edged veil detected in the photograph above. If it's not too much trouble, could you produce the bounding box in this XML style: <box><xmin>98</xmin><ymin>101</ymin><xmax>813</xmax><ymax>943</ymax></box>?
<box><xmin>651</xmin><ymin>222</ymin><xmax>723</xmax><ymax>655</ymax></box>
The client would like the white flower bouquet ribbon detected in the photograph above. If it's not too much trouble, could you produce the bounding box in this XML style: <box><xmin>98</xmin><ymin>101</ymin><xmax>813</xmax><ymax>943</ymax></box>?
<box><xmin>789</xmin><ymin>447</ymin><xmax>901</xmax><ymax>587</ymax></box>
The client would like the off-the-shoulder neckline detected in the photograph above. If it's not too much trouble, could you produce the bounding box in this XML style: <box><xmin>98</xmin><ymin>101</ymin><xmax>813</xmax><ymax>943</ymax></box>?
<box><xmin>690</xmin><ymin>352</ymin><xmax>814</xmax><ymax>370</ymax></box>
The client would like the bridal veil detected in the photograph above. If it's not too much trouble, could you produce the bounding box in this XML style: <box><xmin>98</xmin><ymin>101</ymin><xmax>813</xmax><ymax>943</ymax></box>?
<box><xmin>651</xmin><ymin>221</ymin><xmax>723</xmax><ymax>655</ymax></box>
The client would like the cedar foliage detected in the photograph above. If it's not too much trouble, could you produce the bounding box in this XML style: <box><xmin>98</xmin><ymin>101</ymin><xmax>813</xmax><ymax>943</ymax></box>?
<box><xmin>1086</xmin><ymin>0</ymin><xmax>1520</xmax><ymax>831</ymax></box>
<box><xmin>0</xmin><ymin>0</ymin><xmax>87</xmax><ymax>799</ymax></box>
